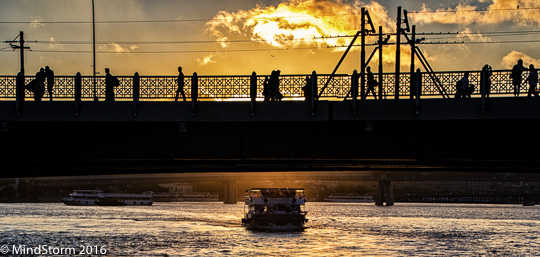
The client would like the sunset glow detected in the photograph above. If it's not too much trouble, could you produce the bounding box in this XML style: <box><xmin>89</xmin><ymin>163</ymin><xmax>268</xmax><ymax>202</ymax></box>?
<box><xmin>0</xmin><ymin>0</ymin><xmax>538</xmax><ymax>75</ymax></box>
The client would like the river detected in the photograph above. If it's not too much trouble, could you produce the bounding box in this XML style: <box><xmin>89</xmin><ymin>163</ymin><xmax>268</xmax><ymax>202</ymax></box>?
<box><xmin>0</xmin><ymin>202</ymin><xmax>538</xmax><ymax>256</ymax></box>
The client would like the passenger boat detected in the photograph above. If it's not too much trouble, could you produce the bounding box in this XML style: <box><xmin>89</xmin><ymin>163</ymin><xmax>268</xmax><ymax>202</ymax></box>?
<box><xmin>323</xmin><ymin>194</ymin><xmax>374</xmax><ymax>203</ymax></box>
<box><xmin>241</xmin><ymin>188</ymin><xmax>308</xmax><ymax>231</ymax></box>
<box><xmin>177</xmin><ymin>192</ymin><xmax>219</xmax><ymax>202</ymax></box>
<box><xmin>62</xmin><ymin>190</ymin><xmax>153</xmax><ymax>206</ymax></box>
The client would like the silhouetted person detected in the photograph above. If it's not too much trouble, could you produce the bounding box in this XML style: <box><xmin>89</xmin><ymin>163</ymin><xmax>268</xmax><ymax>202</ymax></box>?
<box><xmin>262</xmin><ymin>76</ymin><xmax>270</xmax><ymax>102</ymax></box>
<box><xmin>525</xmin><ymin>64</ymin><xmax>538</xmax><ymax>97</ymax></box>
<box><xmin>480</xmin><ymin>64</ymin><xmax>492</xmax><ymax>98</ymax></box>
<box><xmin>455</xmin><ymin>72</ymin><xmax>470</xmax><ymax>98</ymax></box>
<box><xmin>511</xmin><ymin>59</ymin><xmax>528</xmax><ymax>97</ymax></box>
<box><xmin>33</xmin><ymin>68</ymin><xmax>46</xmax><ymax>101</ymax></box>
<box><xmin>269</xmin><ymin>70</ymin><xmax>283</xmax><ymax>101</ymax></box>
<box><xmin>105</xmin><ymin>68</ymin><xmax>119</xmax><ymax>101</ymax></box>
<box><xmin>175</xmin><ymin>66</ymin><xmax>186</xmax><ymax>102</ymax></box>
<box><xmin>302</xmin><ymin>75</ymin><xmax>312</xmax><ymax>101</ymax></box>
<box><xmin>413</xmin><ymin>68</ymin><xmax>422</xmax><ymax>98</ymax></box>
<box><xmin>44</xmin><ymin>66</ymin><xmax>54</xmax><ymax>101</ymax></box>
<box><xmin>275</xmin><ymin>70</ymin><xmax>283</xmax><ymax>101</ymax></box>
<box><xmin>365</xmin><ymin>66</ymin><xmax>378</xmax><ymax>99</ymax></box>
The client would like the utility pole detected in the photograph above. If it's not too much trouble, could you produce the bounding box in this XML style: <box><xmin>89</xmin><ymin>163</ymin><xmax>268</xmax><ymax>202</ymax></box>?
<box><xmin>395</xmin><ymin>6</ymin><xmax>401</xmax><ymax>99</ymax></box>
<box><xmin>410</xmin><ymin>25</ymin><xmax>416</xmax><ymax>99</ymax></box>
<box><xmin>19</xmin><ymin>31</ymin><xmax>26</xmax><ymax>77</ymax></box>
<box><xmin>378</xmin><ymin>26</ymin><xmax>384</xmax><ymax>99</ymax></box>
<box><xmin>360</xmin><ymin>7</ymin><xmax>366</xmax><ymax>100</ymax></box>
<box><xmin>4</xmin><ymin>31</ymin><xmax>30</xmax><ymax>77</ymax></box>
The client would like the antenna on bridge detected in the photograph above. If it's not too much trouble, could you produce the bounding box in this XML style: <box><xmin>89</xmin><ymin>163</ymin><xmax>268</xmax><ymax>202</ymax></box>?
<box><xmin>4</xmin><ymin>31</ymin><xmax>30</xmax><ymax>77</ymax></box>
<box><xmin>317</xmin><ymin>8</ymin><xmax>376</xmax><ymax>100</ymax></box>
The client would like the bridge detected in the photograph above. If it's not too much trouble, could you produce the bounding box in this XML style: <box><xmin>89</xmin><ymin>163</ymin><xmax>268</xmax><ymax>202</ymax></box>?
<box><xmin>1</xmin><ymin>70</ymin><xmax>539</xmax><ymax>205</ymax></box>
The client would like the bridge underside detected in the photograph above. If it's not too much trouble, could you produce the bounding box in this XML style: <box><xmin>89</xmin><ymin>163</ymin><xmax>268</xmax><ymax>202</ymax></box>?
<box><xmin>1</xmin><ymin>98</ymin><xmax>539</xmax><ymax>176</ymax></box>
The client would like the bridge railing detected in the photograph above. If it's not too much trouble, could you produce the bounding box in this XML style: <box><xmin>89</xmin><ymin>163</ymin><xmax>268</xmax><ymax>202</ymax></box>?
<box><xmin>0</xmin><ymin>70</ymin><xmax>526</xmax><ymax>100</ymax></box>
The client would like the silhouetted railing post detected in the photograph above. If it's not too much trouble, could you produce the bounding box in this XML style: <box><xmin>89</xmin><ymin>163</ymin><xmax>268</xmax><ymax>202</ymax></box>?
<box><xmin>133</xmin><ymin>72</ymin><xmax>140</xmax><ymax>116</ymax></box>
<box><xmin>310</xmin><ymin>71</ymin><xmax>317</xmax><ymax>116</ymax></box>
<box><xmin>352</xmin><ymin>70</ymin><xmax>358</xmax><ymax>115</ymax></box>
<box><xmin>415</xmin><ymin>70</ymin><xmax>420</xmax><ymax>115</ymax></box>
<box><xmin>75</xmin><ymin>72</ymin><xmax>81</xmax><ymax>116</ymax></box>
<box><xmin>15</xmin><ymin>72</ymin><xmax>24</xmax><ymax>116</ymax></box>
<box><xmin>481</xmin><ymin>69</ymin><xmax>486</xmax><ymax>114</ymax></box>
<box><xmin>191</xmin><ymin>72</ymin><xmax>198</xmax><ymax>117</ymax></box>
<box><xmin>250</xmin><ymin>72</ymin><xmax>257</xmax><ymax>116</ymax></box>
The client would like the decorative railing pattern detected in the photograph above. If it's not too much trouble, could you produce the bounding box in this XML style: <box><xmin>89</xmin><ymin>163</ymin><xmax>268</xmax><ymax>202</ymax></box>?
<box><xmin>0</xmin><ymin>70</ymin><xmax>530</xmax><ymax>100</ymax></box>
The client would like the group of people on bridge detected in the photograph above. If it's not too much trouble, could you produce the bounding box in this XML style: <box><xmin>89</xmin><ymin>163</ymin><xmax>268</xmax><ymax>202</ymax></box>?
<box><xmin>25</xmin><ymin>66</ymin><xmax>54</xmax><ymax>102</ymax></box>
<box><xmin>20</xmin><ymin>59</ymin><xmax>539</xmax><ymax>101</ymax></box>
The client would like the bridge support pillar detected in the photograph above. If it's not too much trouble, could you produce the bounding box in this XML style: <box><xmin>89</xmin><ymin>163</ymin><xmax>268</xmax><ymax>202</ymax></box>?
<box><xmin>375</xmin><ymin>180</ymin><xmax>394</xmax><ymax>206</ymax></box>
<box><xmin>223</xmin><ymin>181</ymin><xmax>237</xmax><ymax>204</ymax></box>
<box><xmin>75</xmin><ymin>72</ymin><xmax>81</xmax><ymax>116</ymax></box>
<box><xmin>310</xmin><ymin>70</ymin><xmax>317</xmax><ymax>115</ymax></box>
<box><xmin>250</xmin><ymin>72</ymin><xmax>257</xmax><ymax>116</ymax></box>
<box><xmin>133</xmin><ymin>72</ymin><xmax>140</xmax><ymax>117</ymax></box>
<box><xmin>16</xmin><ymin>72</ymin><xmax>24</xmax><ymax>117</ymax></box>
<box><xmin>191</xmin><ymin>72</ymin><xmax>198</xmax><ymax>117</ymax></box>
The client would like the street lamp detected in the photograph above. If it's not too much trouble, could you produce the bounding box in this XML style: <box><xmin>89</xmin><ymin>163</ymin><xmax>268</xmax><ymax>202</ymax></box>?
<box><xmin>92</xmin><ymin>0</ymin><xmax>97</xmax><ymax>101</ymax></box>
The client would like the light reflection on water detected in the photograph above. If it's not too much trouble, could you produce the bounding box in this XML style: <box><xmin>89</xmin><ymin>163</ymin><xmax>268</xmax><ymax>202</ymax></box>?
<box><xmin>0</xmin><ymin>202</ymin><xmax>539</xmax><ymax>256</ymax></box>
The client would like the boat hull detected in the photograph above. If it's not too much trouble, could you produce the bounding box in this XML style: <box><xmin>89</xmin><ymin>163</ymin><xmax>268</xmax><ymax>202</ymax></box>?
<box><xmin>242</xmin><ymin>213</ymin><xmax>307</xmax><ymax>231</ymax></box>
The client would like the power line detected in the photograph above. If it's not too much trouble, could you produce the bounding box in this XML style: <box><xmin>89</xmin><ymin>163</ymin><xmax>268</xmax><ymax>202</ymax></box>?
<box><xmin>15</xmin><ymin>30</ymin><xmax>540</xmax><ymax>46</ymax></box>
<box><xmin>0</xmin><ymin>46</ymin><xmax>322</xmax><ymax>54</ymax></box>
<box><xmin>409</xmin><ymin>7</ymin><xmax>540</xmax><ymax>14</ymax></box>
<box><xmin>0</xmin><ymin>14</ymin><xmax>356</xmax><ymax>25</ymax></box>
<box><xmin>1</xmin><ymin>38</ymin><xmax>539</xmax><ymax>55</ymax></box>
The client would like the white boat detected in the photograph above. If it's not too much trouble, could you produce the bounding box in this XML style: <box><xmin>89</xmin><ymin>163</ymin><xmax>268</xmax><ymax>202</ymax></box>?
<box><xmin>241</xmin><ymin>188</ymin><xmax>308</xmax><ymax>231</ymax></box>
<box><xmin>62</xmin><ymin>190</ymin><xmax>153</xmax><ymax>206</ymax></box>
<box><xmin>323</xmin><ymin>194</ymin><xmax>374</xmax><ymax>203</ymax></box>
<box><xmin>177</xmin><ymin>193</ymin><xmax>219</xmax><ymax>202</ymax></box>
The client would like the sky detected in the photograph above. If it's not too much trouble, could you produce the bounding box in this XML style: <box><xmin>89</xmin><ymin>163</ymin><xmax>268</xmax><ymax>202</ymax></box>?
<box><xmin>0</xmin><ymin>0</ymin><xmax>539</xmax><ymax>76</ymax></box>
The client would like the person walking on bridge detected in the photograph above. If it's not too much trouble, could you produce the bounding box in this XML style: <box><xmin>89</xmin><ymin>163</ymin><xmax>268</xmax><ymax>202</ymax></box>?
<box><xmin>366</xmin><ymin>66</ymin><xmax>378</xmax><ymax>99</ymax></box>
<box><xmin>105</xmin><ymin>68</ymin><xmax>119</xmax><ymax>101</ymax></box>
<box><xmin>175</xmin><ymin>66</ymin><xmax>186</xmax><ymax>102</ymax></box>
<box><xmin>44</xmin><ymin>66</ymin><xmax>54</xmax><ymax>101</ymax></box>
<box><xmin>525</xmin><ymin>64</ymin><xmax>538</xmax><ymax>97</ymax></box>
<box><xmin>480</xmin><ymin>64</ymin><xmax>492</xmax><ymax>98</ymax></box>
<box><xmin>510</xmin><ymin>59</ymin><xmax>528</xmax><ymax>97</ymax></box>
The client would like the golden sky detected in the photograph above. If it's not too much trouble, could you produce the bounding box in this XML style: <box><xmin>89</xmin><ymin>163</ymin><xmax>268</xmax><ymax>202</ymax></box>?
<box><xmin>0</xmin><ymin>0</ymin><xmax>539</xmax><ymax>76</ymax></box>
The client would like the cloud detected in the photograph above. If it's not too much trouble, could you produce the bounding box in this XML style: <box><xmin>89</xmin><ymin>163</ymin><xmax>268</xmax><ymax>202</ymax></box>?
<box><xmin>411</xmin><ymin>0</ymin><xmax>540</xmax><ymax>26</ymax></box>
<box><xmin>457</xmin><ymin>28</ymin><xmax>491</xmax><ymax>42</ymax></box>
<box><xmin>197</xmin><ymin>52</ymin><xmax>220</xmax><ymax>66</ymax></box>
<box><xmin>100</xmin><ymin>43</ymin><xmax>138</xmax><ymax>53</ymax></box>
<box><xmin>501</xmin><ymin>50</ymin><xmax>540</xmax><ymax>68</ymax></box>
<box><xmin>206</xmin><ymin>0</ymin><xmax>396</xmax><ymax>50</ymax></box>
<box><xmin>30</xmin><ymin>17</ymin><xmax>45</xmax><ymax>29</ymax></box>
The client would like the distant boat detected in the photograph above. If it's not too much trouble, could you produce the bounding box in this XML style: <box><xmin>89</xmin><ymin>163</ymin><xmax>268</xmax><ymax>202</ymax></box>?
<box><xmin>523</xmin><ymin>202</ymin><xmax>535</xmax><ymax>206</ymax></box>
<box><xmin>62</xmin><ymin>190</ymin><xmax>153</xmax><ymax>206</ymax></box>
<box><xmin>177</xmin><ymin>193</ymin><xmax>219</xmax><ymax>202</ymax></box>
<box><xmin>323</xmin><ymin>194</ymin><xmax>374</xmax><ymax>203</ymax></box>
<box><xmin>242</xmin><ymin>188</ymin><xmax>308</xmax><ymax>231</ymax></box>
<box><xmin>153</xmin><ymin>192</ymin><xmax>219</xmax><ymax>202</ymax></box>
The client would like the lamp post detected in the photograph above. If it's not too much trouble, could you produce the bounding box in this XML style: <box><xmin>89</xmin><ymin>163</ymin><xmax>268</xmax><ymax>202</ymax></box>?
<box><xmin>92</xmin><ymin>0</ymin><xmax>97</xmax><ymax>101</ymax></box>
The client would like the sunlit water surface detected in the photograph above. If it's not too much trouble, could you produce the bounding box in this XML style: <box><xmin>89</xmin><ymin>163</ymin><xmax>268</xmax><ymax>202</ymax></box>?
<box><xmin>0</xmin><ymin>202</ymin><xmax>539</xmax><ymax>256</ymax></box>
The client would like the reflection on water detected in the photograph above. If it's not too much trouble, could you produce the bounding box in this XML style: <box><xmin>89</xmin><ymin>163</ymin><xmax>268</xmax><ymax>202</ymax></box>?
<box><xmin>0</xmin><ymin>202</ymin><xmax>539</xmax><ymax>256</ymax></box>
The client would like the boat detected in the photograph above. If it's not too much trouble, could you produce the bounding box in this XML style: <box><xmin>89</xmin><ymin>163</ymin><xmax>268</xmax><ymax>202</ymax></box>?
<box><xmin>323</xmin><ymin>194</ymin><xmax>374</xmax><ymax>203</ymax></box>
<box><xmin>152</xmin><ymin>192</ymin><xmax>219</xmax><ymax>202</ymax></box>
<box><xmin>177</xmin><ymin>192</ymin><xmax>219</xmax><ymax>202</ymax></box>
<box><xmin>62</xmin><ymin>190</ymin><xmax>153</xmax><ymax>206</ymax></box>
<box><xmin>241</xmin><ymin>188</ymin><xmax>308</xmax><ymax>231</ymax></box>
<box><xmin>523</xmin><ymin>202</ymin><xmax>535</xmax><ymax>206</ymax></box>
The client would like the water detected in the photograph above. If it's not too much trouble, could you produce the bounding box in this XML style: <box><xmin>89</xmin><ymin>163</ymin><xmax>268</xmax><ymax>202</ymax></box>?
<box><xmin>0</xmin><ymin>202</ymin><xmax>539</xmax><ymax>256</ymax></box>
